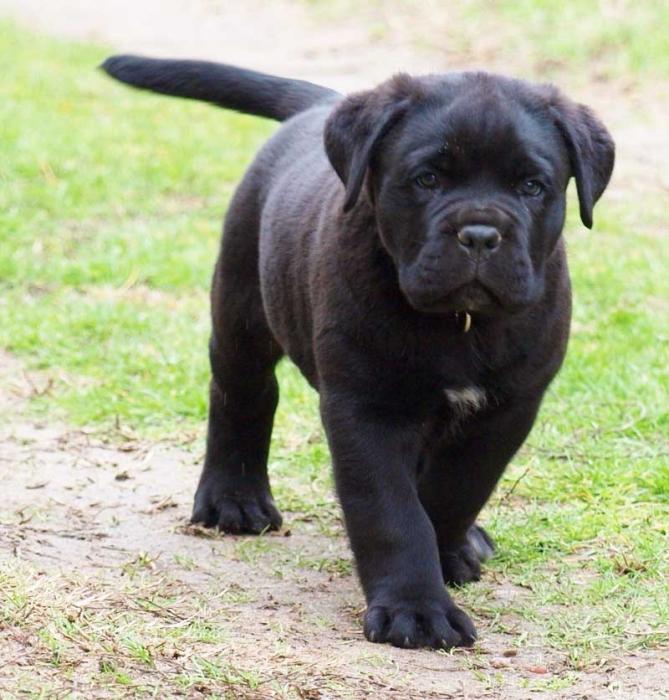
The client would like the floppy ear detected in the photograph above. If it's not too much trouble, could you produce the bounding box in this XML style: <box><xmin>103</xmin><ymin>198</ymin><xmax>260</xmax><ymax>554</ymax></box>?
<box><xmin>324</xmin><ymin>84</ymin><xmax>412</xmax><ymax>213</ymax></box>
<box><xmin>550</xmin><ymin>102</ymin><xmax>615</xmax><ymax>229</ymax></box>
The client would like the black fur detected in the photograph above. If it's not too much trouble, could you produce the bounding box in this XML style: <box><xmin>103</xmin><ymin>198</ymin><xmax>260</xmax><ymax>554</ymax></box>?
<box><xmin>103</xmin><ymin>57</ymin><xmax>614</xmax><ymax>650</ymax></box>
<box><xmin>101</xmin><ymin>55</ymin><xmax>338</xmax><ymax>121</ymax></box>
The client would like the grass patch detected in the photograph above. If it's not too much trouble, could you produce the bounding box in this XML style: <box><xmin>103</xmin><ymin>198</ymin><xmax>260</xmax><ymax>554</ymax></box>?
<box><xmin>0</xmin><ymin>561</ymin><xmax>269</xmax><ymax>698</ymax></box>
<box><xmin>302</xmin><ymin>0</ymin><xmax>669</xmax><ymax>81</ymax></box>
<box><xmin>0</xmin><ymin>19</ymin><xmax>273</xmax><ymax>432</ymax></box>
<box><xmin>473</xmin><ymin>0</ymin><xmax>669</xmax><ymax>79</ymax></box>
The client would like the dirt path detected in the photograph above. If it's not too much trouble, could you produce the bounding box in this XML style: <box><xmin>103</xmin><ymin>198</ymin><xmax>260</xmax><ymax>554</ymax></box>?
<box><xmin>0</xmin><ymin>0</ymin><xmax>436</xmax><ymax>90</ymax></box>
<box><xmin>2</xmin><ymin>351</ymin><xmax>668</xmax><ymax>698</ymax></box>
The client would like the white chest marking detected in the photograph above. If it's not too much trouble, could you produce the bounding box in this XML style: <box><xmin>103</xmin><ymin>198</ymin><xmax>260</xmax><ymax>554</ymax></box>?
<box><xmin>445</xmin><ymin>386</ymin><xmax>487</xmax><ymax>419</ymax></box>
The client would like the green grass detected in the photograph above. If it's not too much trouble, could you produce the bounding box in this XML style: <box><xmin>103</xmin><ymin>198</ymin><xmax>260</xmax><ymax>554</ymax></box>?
<box><xmin>303</xmin><ymin>0</ymin><xmax>669</xmax><ymax>81</ymax></box>
<box><xmin>475</xmin><ymin>0</ymin><xmax>669</xmax><ymax>79</ymax></box>
<box><xmin>0</xmin><ymin>20</ymin><xmax>274</xmax><ymax>431</ymax></box>
<box><xmin>0</xmin><ymin>14</ymin><xmax>668</xmax><ymax>698</ymax></box>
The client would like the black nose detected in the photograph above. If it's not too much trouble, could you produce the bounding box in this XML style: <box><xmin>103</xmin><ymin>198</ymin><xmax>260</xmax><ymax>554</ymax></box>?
<box><xmin>457</xmin><ymin>225</ymin><xmax>502</xmax><ymax>252</ymax></box>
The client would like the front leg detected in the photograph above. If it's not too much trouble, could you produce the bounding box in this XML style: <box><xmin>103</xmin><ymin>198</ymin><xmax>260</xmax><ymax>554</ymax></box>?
<box><xmin>321</xmin><ymin>390</ymin><xmax>476</xmax><ymax>649</ymax></box>
<box><xmin>419</xmin><ymin>397</ymin><xmax>542</xmax><ymax>585</ymax></box>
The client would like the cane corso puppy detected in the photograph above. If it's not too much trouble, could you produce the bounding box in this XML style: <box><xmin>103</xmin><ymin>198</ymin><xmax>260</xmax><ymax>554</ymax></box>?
<box><xmin>102</xmin><ymin>56</ymin><xmax>614</xmax><ymax>649</ymax></box>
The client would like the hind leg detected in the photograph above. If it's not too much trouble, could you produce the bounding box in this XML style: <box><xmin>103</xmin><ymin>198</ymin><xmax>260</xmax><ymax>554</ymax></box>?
<box><xmin>192</xmin><ymin>209</ymin><xmax>284</xmax><ymax>533</ymax></box>
<box><xmin>419</xmin><ymin>398</ymin><xmax>542</xmax><ymax>585</ymax></box>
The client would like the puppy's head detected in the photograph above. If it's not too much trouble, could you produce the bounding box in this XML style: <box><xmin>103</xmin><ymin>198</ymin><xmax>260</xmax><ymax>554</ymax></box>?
<box><xmin>324</xmin><ymin>73</ymin><xmax>614</xmax><ymax>316</ymax></box>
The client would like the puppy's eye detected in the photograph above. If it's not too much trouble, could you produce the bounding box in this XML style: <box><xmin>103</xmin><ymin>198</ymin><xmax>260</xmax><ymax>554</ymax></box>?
<box><xmin>517</xmin><ymin>179</ymin><xmax>544</xmax><ymax>197</ymax></box>
<box><xmin>415</xmin><ymin>172</ymin><xmax>438</xmax><ymax>190</ymax></box>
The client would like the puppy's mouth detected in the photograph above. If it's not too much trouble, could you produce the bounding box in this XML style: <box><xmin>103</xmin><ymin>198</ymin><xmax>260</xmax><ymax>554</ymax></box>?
<box><xmin>410</xmin><ymin>280</ymin><xmax>501</xmax><ymax>315</ymax></box>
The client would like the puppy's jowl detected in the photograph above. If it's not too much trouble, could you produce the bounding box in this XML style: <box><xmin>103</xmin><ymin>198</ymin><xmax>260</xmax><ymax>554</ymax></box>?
<box><xmin>103</xmin><ymin>57</ymin><xmax>614</xmax><ymax>649</ymax></box>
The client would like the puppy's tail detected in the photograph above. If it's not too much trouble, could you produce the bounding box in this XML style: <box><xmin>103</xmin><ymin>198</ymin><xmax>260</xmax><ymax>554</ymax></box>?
<box><xmin>101</xmin><ymin>55</ymin><xmax>339</xmax><ymax>122</ymax></box>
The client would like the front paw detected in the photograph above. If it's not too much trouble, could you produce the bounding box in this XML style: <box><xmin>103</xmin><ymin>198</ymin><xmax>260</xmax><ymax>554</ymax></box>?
<box><xmin>191</xmin><ymin>472</ymin><xmax>282</xmax><ymax>534</ymax></box>
<box><xmin>440</xmin><ymin>524</ymin><xmax>495</xmax><ymax>586</ymax></box>
<box><xmin>363</xmin><ymin>595</ymin><xmax>476</xmax><ymax>649</ymax></box>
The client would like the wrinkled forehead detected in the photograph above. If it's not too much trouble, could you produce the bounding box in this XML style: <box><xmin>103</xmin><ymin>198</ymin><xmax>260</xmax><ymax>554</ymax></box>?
<box><xmin>388</xmin><ymin>85</ymin><xmax>567</xmax><ymax>176</ymax></box>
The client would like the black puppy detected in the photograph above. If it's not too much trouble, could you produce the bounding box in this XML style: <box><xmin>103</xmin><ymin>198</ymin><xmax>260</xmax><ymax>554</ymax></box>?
<box><xmin>102</xmin><ymin>56</ymin><xmax>614</xmax><ymax>649</ymax></box>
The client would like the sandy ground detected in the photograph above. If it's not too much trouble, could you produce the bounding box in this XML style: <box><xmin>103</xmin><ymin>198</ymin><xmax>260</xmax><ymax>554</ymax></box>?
<box><xmin>0</xmin><ymin>0</ymin><xmax>437</xmax><ymax>89</ymax></box>
<box><xmin>1</xmin><ymin>1</ymin><xmax>668</xmax><ymax>698</ymax></box>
